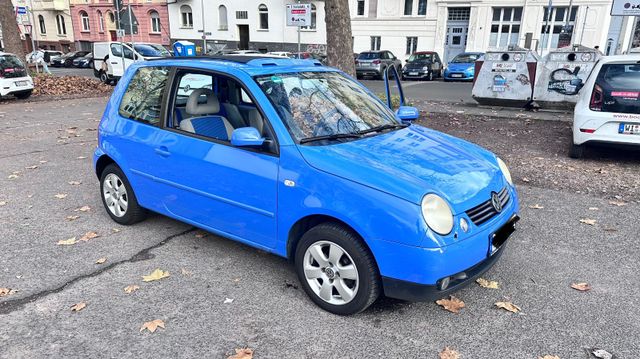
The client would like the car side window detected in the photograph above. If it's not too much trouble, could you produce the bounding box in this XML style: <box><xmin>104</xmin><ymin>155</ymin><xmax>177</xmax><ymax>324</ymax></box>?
<box><xmin>110</xmin><ymin>44</ymin><xmax>135</xmax><ymax>60</ymax></box>
<box><xmin>118</xmin><ymin>66</ymin><xmax>170</xmax><ymax>126</ymax></box>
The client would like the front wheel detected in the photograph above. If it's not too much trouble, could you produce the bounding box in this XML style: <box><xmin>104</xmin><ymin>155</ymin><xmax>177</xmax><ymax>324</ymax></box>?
<box><xmin>295</xmin><ymin>223</ymin><xmax>380</xmax><ymax>315</ymax></box>
<box><xmin>427</xmin><ymin>71</ymin><xmax>434</xmax><ymax>81</ymax></box>
<box><xmin>100</xmin><ymin>163</ymin><xmax>147</xmax><ymax>225</ymax></box>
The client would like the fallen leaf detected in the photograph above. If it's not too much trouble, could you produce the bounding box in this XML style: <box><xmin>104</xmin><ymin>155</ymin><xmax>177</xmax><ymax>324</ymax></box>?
<box><xmin>224</xmin><ymin>298</ymin><xmax>234</xmax><ymax>304</ymax></box>
<box><xmin>57</xmin><ymin>237</ymin><xmax>77</xmax><ymax>246</ymax></box>
<box><xmin>181</xmin><ymin>268</ymin><xmax>193</xmax><ymax>277</ymax></box>
<box><xmin>77</xmin><ymin>156</ymin><xmax>88</xmax><ymax>159</ymax></box>
<box><xmin>70</xmin><ymin>302</ymin><xmax>87</xmax><ymax>312</ymax></box>
<box><xmin>603</xmin><ymin>227</ymin><xmax>618</xmax><ymax>232</ymax></box>
<box><xmin>39</xmin><ymin>160</ymin><xmax>48</xmax><ymax>164</ymax></box>
<box><xmin>65</xmin><ymin>215</ymin><xmax>80</xmax><ymax>221</ymax></box>
<box><xmin>7</xmin><ymin>174</ymin><xmax>19</xmax><ymax>179</ymax></box>
<box><xmin>0</xmin><ymin>288</ymin><xmax>18</xmax><ymax>297</ymax></box>
<box><xmin>195</xmin><ymin>231</ymin><xmax>208</xmax><ymax>238</ymax></box>
<box><xmin>538</xmin><ymin>356</ymin><xmax>560</xmax><ymax>359</ymax></box>
<box><xmin>112</xmin><ymin>228</ymin><xmax>121</xmax><ymax>233</ymax></box>
<box><xmin>609</xmin><ymin>200</ymin><xmax>627</xmax><ymax>207</ymax></box>
<box><xmin>124</xmin><ymin>285</ymin><xmax>140</xmax><ymax>294</ymax></box>
<box><xmin>439</xmin><ymin>347</ymin><xmax>461</xmax><ymax>359</ymax></box>
<box><xmin>522</xmin><ymin>177</ymin><xmax>531</xmax><ymax>183</ymax></box>
<box><xmin>529</xmin><ymin>204</ymin><xmax>544</xmax><ymax>209</ymax></box>
<box><xmin>476</xmin><ymin>278</ymin><xmax>499</xmax><ymax>289</ymax></box>
<box><xmin>79</xmin><ymin>231</ymin><xmax>99</xmax><ymax>242</ymax></box>
<box><xmin>570</xmin><ymin>282</ymin><xmax>592</xmax><ymax>292</ymax></box>
<box><xmin>68</xmin><ymin>181</ymin><xmax>82</xmax><ymax>185</ymax></box>
<box><xmin>75</xmin><ymin>206</ymin><xmax>91</xmax><ymax>212</ymax></box>
<box><xmin>495</xmin><ymin>301</ymin><xmax>521</xmax><ymax>313</ymax></box>
<box><xmin>580</xmin><ymin>218</ymin><xmax>597</xmax><ymax>226</ymax></box>
<box><xmin>0</xmin><ymin>201</ymin><xmax>7</xmax><ymax>206</ymax></box>
<box><xmin>95</xmin><ymin>257</ymin><xmax>107</xmax><ymax>264</ymax></box>
<box><xmin>227</xmin><ymin>348</ymin><xmax>254</xmax><ymax>359</ymax></box>
<box><xmin>142</xmin><ymin>269</ymin><xmax>170</xmax><ymax>282</ymax></box>
<box><xmin>54</xmin><ymin>193</ymin><xmax>68</xmax><ymax>199</ymax></box>
<box><xmin>588</xmin><ymin>207</ymin><xmax>599</xmax><ymax>211</ymax></box>
<box><xmin>591</xmin><ymin>348</ymin><xmax>613</xmax><ymax>359</ymax></box>
<box><xmin>435</xmin><ymin>296</ymin><xmax>465</xmax><ymax>313</ymax></box>
<box><xmin>25</xmin><ymin>165</ymin><xmax>38</xmax><ymax>169</ymax></box>
<box><xmin>140</xmin><ymin>319</ymin><xmax>165</xmax><ymax>333</ymax></box>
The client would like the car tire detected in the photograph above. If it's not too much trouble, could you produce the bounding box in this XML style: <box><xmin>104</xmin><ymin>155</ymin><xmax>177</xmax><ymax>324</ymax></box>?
<box><xmin>14</xmin><ymin>90</ymin><xmax>32</xmax><ymax>100</ymax></box>
<box><xmin>569</xmin><ymin>143</ymin><xmax>585</xmax><ymax>159</ymax></box>
<box><xmin>295</xmin><ymin>223</ymin><xmax>381</xmax><ymax>315</ymax></box>
<box><xmin>99</xmin><ymin>71</ymin><xmax>110</xmax><ymax>84</ymax></box>
<box><xmin>427</xmin><ymin>71</ymin><xmax>434</xmax><ymax>81</ymax></box>
<box><xmin>99</xmin><ymin>163</ymin><xmax>147</xmax><ymax>225</ymax></box>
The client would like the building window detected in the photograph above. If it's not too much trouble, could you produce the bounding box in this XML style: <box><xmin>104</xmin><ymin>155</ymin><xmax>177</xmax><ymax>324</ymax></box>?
<box><xmin>80</xmin><ymin>11</ymin><xmax>90</xmax><ymax>31</ymax></box>
<box><xmin>301</xmin><ymin>4</ymin><xmax>317</xmax><ymax>30</ymax></box>
<box><xmin>56</xmin><ymin>14</ymin><xmax>66</xmax><ymax>35</ymax></box>
<box><xmin>418</xmin><ymin>0</ymin><xmax>427</xmax><ymax>15</ymax></box>
<box><xmin>259</xmin><ymin>4</ymin><xmax>269</xmax><ymax>30</ymax></box>
<box><xmin>357</xmin><ymin>0</ymin><xmax>365</xmax><ymax>16</ymax></box>
<box><xmin>107</xmin><ymin>11</ymin><xmax>114</xmax><ymax>23</ymax></box>
<box><xmin>370</xmin><ymin>36</ymin><xmax>381</xmax><ymax>51</ymax></box>
<box><xmin>180</xmin><ymin>5</ymin><xmax>193</xmax><ymax>28</ymax></box>
<box><xmin>490</xmin><ymin>7</ymin><xmax>522</xmax><ymax>48</ymax></box>
<box><xmin>38</xmin><ymin>15</ymin><xmax>46</xmax><ymax>34</ymax></box>
<box><xmin>97</xmin><ymin>11</ymin><xmax>104</xmax><ymax>32</ymax></box>
<box><xmin>218</xmin><ymin>5</ymin><xmax>228</xmax><ymax>30</ymax></box>
<box><xmin>448</xmin><ymin>7</ymin><xmax>470</xmax><ymax>21</ymax></box>
<box><xmin>236</xmin><ymin>11</ymin><xmax>248</xmax><ymax>19</ymax></box>
<box><xmin>150</xmin><ymin>11</ymin><xmax>161</xmax><ymax>33</ymax></box>
<box><xmin>541</xmin><ymin>6</ymin><xmax>578</xmax><ymax>50</ymax></box>
<box><xmin>404</xmin><ymin>0</ymin><xmax>413</xmax><ymax>15</ymax></box>
<box><xmin>406</xmin><ymin>37</ymin><xmax>418</xmax><ymax>54</ymax></box>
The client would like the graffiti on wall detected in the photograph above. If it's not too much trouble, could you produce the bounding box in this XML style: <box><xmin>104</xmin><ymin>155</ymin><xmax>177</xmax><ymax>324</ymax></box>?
<box><xmin>547</xmin><ymin>67</ymin><xmax>584</xmax><ymax>95</ymax></box>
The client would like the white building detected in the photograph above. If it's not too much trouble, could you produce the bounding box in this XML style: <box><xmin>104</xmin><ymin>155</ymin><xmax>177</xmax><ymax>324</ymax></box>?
<box><xmin>167</xmin><ymin>0</ymin><xmax>326</xmax><ymax>54</ymax></box>
<box><xmin>350</xmin><ymin>0</ymin><xmax>636</xmax><ymax>62</ymax></box>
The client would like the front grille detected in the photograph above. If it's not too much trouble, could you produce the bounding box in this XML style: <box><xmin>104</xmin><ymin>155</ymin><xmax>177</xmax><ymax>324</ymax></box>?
<box><xmin>465</xmin><ymin>187</ymin><xmax>510</xmax><ymax>226</ymax></box>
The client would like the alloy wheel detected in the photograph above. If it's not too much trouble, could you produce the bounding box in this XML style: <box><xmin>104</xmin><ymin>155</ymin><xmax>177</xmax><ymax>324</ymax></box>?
<box><xmin>303</xmin><ymin>241</ymin><xmax>359</xmax><ymax>305</ymax></box>
<box><xmin>103</xmin><ymin>173</ymin><xmax>128</xmax><ymax>217</ymax></box>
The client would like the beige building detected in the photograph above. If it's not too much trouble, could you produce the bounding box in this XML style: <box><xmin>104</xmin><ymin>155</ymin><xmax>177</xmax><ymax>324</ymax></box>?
<box><xmin>13</xmin><ymin>0</ymin><xmax>75</xmax><ymax>52</ymax></box>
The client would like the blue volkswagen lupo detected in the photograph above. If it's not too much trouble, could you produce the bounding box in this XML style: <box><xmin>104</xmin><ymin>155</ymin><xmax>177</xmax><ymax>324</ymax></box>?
<box><xmin>94</xmin><ymin>56</ymin><xmax>519</xmax><ymax>315</ymax></box>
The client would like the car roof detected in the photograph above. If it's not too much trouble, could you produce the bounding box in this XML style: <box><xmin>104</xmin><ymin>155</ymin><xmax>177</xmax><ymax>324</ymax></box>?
<box><xmin>412</xmin><ymin>51</ymin><xmax>437</xmax><ymax>54</ymax></box>
<box><xmin>599</xmin><ymin>54</ymin><xmax>640</xmax><ymax>63</ymax></box>
<box><xmin>143</xmin><ymin>55</ymin><xmax>331</xmax><ymax>76</ymax></box>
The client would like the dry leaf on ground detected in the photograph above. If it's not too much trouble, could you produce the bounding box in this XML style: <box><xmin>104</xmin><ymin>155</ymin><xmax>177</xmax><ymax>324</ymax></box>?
<box><xmin>112</xmin><ymin>228</ymin><xmax>121</xmax><ymax>233</ymax></box>
<box><xmin>0</xmin><ymin>288</ymin><xmax>18</xmax><ymax>297</ymax></box>
<box><xmin>124</xmin><ymin>285</ymin><xmax>140</xmax><ymax>294</ymax></box>
<box><xmin>522</xmin><ymin>177</ymin><xmax>531</xmax><ymax>183</ymax></box>
<box><xmin>435</xmin><ymin>296</ymin><xmax>465</xmax><ymax>313</ymax></box>
<box><xmin>495</xmin><ymin>301</ymin><xmax>521</xmax><ymax>313</ymax></box>
<box><xmin>25</xmin><ymin>165</ymin><xmax>38</xmax><ymax>170</ymax></box>
<box><xmin>95</xmin><ymin>257</ymin><xmax>107</xmax><ymax>264</ymax></box>
<box><xmin>609</xmin><ymin>200</ymin><xmax>626</xmax><ymax>207</ymax></box>
<box><xmin>589</xmin><ymin>207</ymin><xmax>599</xmax><ymax>211</ymax></box>
<box><xmin>75</xmin><ymin>206</ymin><xmax>91</xmax><ymax>212</ymax></box>
<box><xmin>529</xmin><ymin>204</ymin><xmax>544</xmax><ymax>209</ymax></box>
<box><xmin>71</xmin><ymin>302</ymin><xmax>87</xmax><ymax>312</ymax></box>
<box><xmin>439</xmin><ymin>347</ymin><xmax>460</xmax><ymax>359</ymax></box>
<box><xmin>195</xmin><ymin>231</ymin><xmax>208</xmax><ymax>238</ymax></box>
<box><xmin>57</xmin><ymin>237</ymin><xmax>77</xmax><ymax>246</ymax></box>
<box><xmin>0</xmin><ymin>201</ymin><xmax>7</xmax><ymax>206</ymax></box>
<box><xmin>476</xmin><ymin>278</ymin><xmax>499</xmax><ymax>289</ymax></box>
<box><xmin>39</xmin><ymin>160</ymin><xmax>48</xmax><ymax>164</ymax></box>
<box><xmin>181</xmin><ymin>268</ymin><xmax>193</xmax><ymax>276</ymax></box>
<box><xmin>579</xmin><ymin>218</ymin><xmax>597</xmax><ymax>226</ymax></box>
<box><xmin>224</xmin><ymin>298</ymin><xmax>234</xmax><ymax>304</ymax></box>
<box><xmin>538</xmin><ymin>356</ymin><xmax>560</xmax><ymax>359</ymax></box>
<box><xmin>7</xmin><ymin>174</ymin><xmax>19</xmax><ymax>179</ymax></box>
<box><xmin>570</xmin><ymin>282</ymin><xmax>592</xmax><ymax>292</ymax></box>
<box><xmin>140</xmin><ymin>319</ymin><xmax>165</xmax><ymax>333</ymax></box>
<box><xmin>54</xmin><ymin>193</ymin><xmax>68</xmax><ymax>199</ymax></box>
<box><xmin>66</xmin><ymin>215</ymin><xmax>80</xmax><ymax>221</ymax></box>
<box><xmin>68</xmin><ymin>181</ymin><xmax>82</xmax><ymax>185</ymax></box>
<box><xmin>591</xmin><ymin>348</ymin><xmax>613</xmax><ymax>359</ymax></box>
<box><xmin>142</xmin><ymin>269</ymin><xmax>170</xmax><ymax>282</ymax></box>
<box><xmin>79</xmin><ymin>231</ymin><xmax>99</xmax><ymax>242</ymax></box>
<box><xmin>77</xmin><ymin>156</ymin><xmax>88</xmax><ymax>159</ymax></box>
<box><xmin>227</xmin><ymin>348</ymin><xmax>254</xmax><ymax>359</ymax></box>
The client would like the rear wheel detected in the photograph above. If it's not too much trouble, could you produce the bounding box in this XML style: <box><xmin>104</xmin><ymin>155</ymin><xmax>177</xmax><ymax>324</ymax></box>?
<box><xmin>99</xmin><ymin>71</ymin><xmax>109</xmax><ymax>84</ymax></box>
<box><xmin>295</xmin><ymin>223</ymin><xmax>380</xmax><ymax>315</ymax></box>
<box><xmin>569</xmin><ymin>143</ymin><xmax>585</xmax><ymax>159</ymax></box>
<box><xmin>14</xmin><ymin>90</ymin><xmax>32</xmax><ymax>99</ymax></box>
<box><xmin>100</xmin><ymin>163</ymin><xmax>147</xmax><ymax>225</ymax></box>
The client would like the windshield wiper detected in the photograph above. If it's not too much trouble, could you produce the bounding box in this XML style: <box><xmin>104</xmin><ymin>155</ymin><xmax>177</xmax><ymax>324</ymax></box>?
<box><xmin>299</xmin><ymin>133</ymin><xmax>362</xmax><ymax>144</ymax></box>
<box><xmin>356</xmin><ymin>123</ymin><xmax>409</xmax><ymax>135</ymax></box>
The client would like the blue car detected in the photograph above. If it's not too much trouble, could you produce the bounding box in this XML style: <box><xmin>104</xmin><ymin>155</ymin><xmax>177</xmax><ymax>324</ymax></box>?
<box><xmin>94</xmin><ymin>56</ymin><xmax>519</xmax><ymax>315</ymax></box>
<box><xmin>444</xmin><ymin>52</ymin><xmax>484</xmax><ymax>81</ymax></box>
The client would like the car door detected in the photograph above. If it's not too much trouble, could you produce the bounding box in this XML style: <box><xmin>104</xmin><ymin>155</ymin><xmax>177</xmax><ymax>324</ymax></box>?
<box><xmin>151</xmin><ymin>69</ymin><xmax>280</xmax><ymax>249</ymax></box>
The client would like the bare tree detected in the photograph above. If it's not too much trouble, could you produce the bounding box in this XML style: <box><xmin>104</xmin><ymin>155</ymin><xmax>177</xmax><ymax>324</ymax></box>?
<box><xmin>324</xmin><ymin>0</ymin><xmax>355</xmax><ymax>77</ymax></box>
<box><xmin>0</xmin><ymin>1</ymin><xmax>26</xmax><ymax>59</ymax></box>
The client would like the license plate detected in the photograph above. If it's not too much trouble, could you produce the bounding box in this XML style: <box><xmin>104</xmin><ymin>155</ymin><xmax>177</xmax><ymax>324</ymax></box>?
<box><xmin>619</xmin><ymin>123</ymin><xmax>640</xmax><ymax>135</ymax></box>
<box><xmin>490</xmin><ymin>216</ymin><xmax>519</xmax><ymax>255</ymax></box>
<box><xmin>451</xmin><ymin>74</ymin><xmax>463</xmax><ymax>78</ymax></box>
<box><xmin>409</xmin><ymin>72</ymin><xmax>419</xmax><ymax>76</ymax></box>
<box><xmin>15</xmin><ymin>81</ymin><xmax>28</xmax><ymax>86</ymax></box>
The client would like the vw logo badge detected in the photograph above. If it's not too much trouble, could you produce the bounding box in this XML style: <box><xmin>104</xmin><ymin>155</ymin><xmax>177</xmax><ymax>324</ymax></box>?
<box><xmin>491</xmin><ymin>192</ymin><xmax>502</xmax><ymax>213</ymax></box>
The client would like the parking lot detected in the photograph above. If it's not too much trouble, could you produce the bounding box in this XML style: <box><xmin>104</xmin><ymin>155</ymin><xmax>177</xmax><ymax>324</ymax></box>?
<box><xmin>1</xmin><ymin>96</ymin><xmax>638</xmax><ymax>358</ymax></box>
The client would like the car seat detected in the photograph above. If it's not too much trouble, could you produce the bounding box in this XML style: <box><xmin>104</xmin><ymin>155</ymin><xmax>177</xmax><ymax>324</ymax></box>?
<box><xmin>180</xmin><ymin>88</ymin><xmax>234</xmax><ymax>141</ymax></box>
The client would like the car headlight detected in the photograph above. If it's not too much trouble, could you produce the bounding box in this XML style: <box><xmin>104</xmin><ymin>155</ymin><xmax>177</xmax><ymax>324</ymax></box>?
<box><xmin>422</xmin><ymin>66</ymin><xmax>431</xmax><ymax>71</ymax></box>
<box><xmin>421</xmin><ymin>194</ymin><xmax>454</xmax><ymax>235</ymax></box>
<box><xmin>497</xmin><ymin>157</ymin><xmax>513</xmax><ymax>186</ymax></box>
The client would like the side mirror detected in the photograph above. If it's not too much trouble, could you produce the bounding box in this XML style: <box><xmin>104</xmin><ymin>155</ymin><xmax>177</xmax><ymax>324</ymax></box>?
<box><xmin>231</xmin><ymin>127</ymin><xmax>265</xmax><ymax>147</ymax></box>
<box><xmin>396</xmin><ymin>106</ymin><xmax>420</xmax><ymax>121</ymax></box>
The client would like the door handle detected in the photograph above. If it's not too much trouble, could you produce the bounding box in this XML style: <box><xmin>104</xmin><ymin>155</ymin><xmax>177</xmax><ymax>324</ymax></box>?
<box><xmin>110</xmin><ymin>61</ymin><xmax>118</xmax><ymax>64</ymax></box>
<box><xmin>154</xmin><ymin>146</ymin><xmax>171</xmax><ymax>157</ymax></box>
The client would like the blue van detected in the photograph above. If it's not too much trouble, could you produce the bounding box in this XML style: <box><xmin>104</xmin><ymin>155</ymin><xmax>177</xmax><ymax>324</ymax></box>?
<box><xmin>94</xmin><ymin>56</ymin><xmax>519</xmax><ymax>315</ymax></box>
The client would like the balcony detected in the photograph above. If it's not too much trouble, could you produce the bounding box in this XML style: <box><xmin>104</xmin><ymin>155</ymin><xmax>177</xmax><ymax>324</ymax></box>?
<box><xmin>38</xmin><ymin>0</ymin><xmax>67</xmax><ymax>11</ymax></box>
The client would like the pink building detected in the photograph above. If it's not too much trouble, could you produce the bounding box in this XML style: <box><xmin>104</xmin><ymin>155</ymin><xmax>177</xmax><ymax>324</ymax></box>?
<box><xmin>69</xmin><ymin>0</ymin><xmax>170</xmax><ymax>51</ymax></box>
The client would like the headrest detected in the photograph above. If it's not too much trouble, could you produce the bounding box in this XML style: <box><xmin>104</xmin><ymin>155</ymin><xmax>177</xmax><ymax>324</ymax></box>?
<box><xmin>186</xmin><ymin>88</ymin><xmax>220</xmax><ymax>115</ymax></box>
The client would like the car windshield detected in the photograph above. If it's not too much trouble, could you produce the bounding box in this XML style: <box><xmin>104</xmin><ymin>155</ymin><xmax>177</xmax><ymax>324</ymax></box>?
<box><xmin>407</xmin><ymin>53</ymin><xmax>433</xmax><ymax>63</ymax></box>
<box><xmin>134</xmin><ymin>44</ymin><xmax>170</xmax><ymax>57</ymax></box>
<box><xmin>451</xmin><ymin>54</ymin><xmax>480</xmax><ymax>63</ymax></box>
<box><xmin>255</xmin><ymin>71</ymin><xmax>400</xmax><ymax>143</ymax></box>
<box><xmin>357</xmin><ymin>52</ymin><xmax>380</xmax><ymax>60</ymax></box>
<box><xmin>0</xmin><ymin>55</ymin><xmax>24</xmax><ymax>70</ymax></box>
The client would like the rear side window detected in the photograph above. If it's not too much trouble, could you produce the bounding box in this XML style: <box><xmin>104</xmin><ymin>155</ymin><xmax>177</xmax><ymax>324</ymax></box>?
<box><xmin>591</xmin><ymin>63</ymin><xmax>640</xmax><ymax>114</ymax></box>
<box><xmin>119</xmin><ymin>67</ymin><xmax>170</xmax><ymax>126</ymax></box>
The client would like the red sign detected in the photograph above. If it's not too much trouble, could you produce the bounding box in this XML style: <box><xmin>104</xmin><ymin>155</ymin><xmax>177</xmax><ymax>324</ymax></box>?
<box><xmin>611</xmin><ymin>91</ymin><xmax>639</xmax><ymax>98</ymax></box>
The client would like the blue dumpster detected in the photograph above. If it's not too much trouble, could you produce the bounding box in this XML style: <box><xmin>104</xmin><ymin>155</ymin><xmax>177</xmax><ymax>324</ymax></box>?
<box><xmin>173</xmin><ymin>41</ymin><xmax>196</xmax><ymax>57</ymax></box>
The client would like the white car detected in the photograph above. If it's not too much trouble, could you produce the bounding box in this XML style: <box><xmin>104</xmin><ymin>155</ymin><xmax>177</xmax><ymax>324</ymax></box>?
<box><xmin>268</xmin><ymin>51</ymin><xmax>293</xmax><ymax>58</ymax></box>
<box><xmin>571</xmin><ymin>54</ymin><xmax>640</xmax><ymax>158</ymax></box>
<box><xmin>0</xmin><ymin>52</ymin><xmax>34</xmax><ymax>99</ymax></box>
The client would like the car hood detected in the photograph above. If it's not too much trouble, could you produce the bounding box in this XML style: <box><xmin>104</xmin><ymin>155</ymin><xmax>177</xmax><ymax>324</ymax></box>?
<box><xmin>405</xmin><ymin>61</ymin><xmax>431</xmax><ymax>70</ymax></box>
<box><xmin>447</xmin><ymin>63</ymin><xmax>474</xmax><ymax>72</ymax></box>
<box><xmin>297</xmin><ymin>125</ymin><xmax>504</xmax><ymax>213</ymax></box>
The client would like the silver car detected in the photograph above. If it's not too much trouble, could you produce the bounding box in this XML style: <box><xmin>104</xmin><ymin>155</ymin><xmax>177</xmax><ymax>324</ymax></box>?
<box><xmin>355</xmin><ymin>51</ymin><xmax>402</xmax><ymax>80</ymax></box>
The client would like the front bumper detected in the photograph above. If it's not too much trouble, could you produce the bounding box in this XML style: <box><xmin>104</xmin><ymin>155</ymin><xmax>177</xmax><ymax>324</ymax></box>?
<box><xmin>382</xmin><ymin>215</ymin><xmax>519</xmax><ymax>301</ymax></box>
<box><xmin>402</xmin><ymin>70</ymin><xmax>431</xmax><ymax>79</ymax></box>
<box><xmin>444</xmin><ymin>71</ymin><xmax>474</xmax><ymax>80</ymax></box>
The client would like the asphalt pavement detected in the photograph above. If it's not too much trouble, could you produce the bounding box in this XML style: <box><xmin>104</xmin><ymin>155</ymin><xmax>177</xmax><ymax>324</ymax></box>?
<box><xmin>1</xmin><ymin>98</ymin><xmax>638</xmax><ymax>358</ymax></box>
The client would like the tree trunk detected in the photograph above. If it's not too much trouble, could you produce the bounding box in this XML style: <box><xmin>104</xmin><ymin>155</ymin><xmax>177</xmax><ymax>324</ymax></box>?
<box><xmin>324</xmin><ymin>0</ymin><xmax>355</xmax><ymax>77</ymax></box>
<box><xmin>0</xmin><ymin>1</ymin><xmax>26</xmax><ymax>60</ymax></box>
